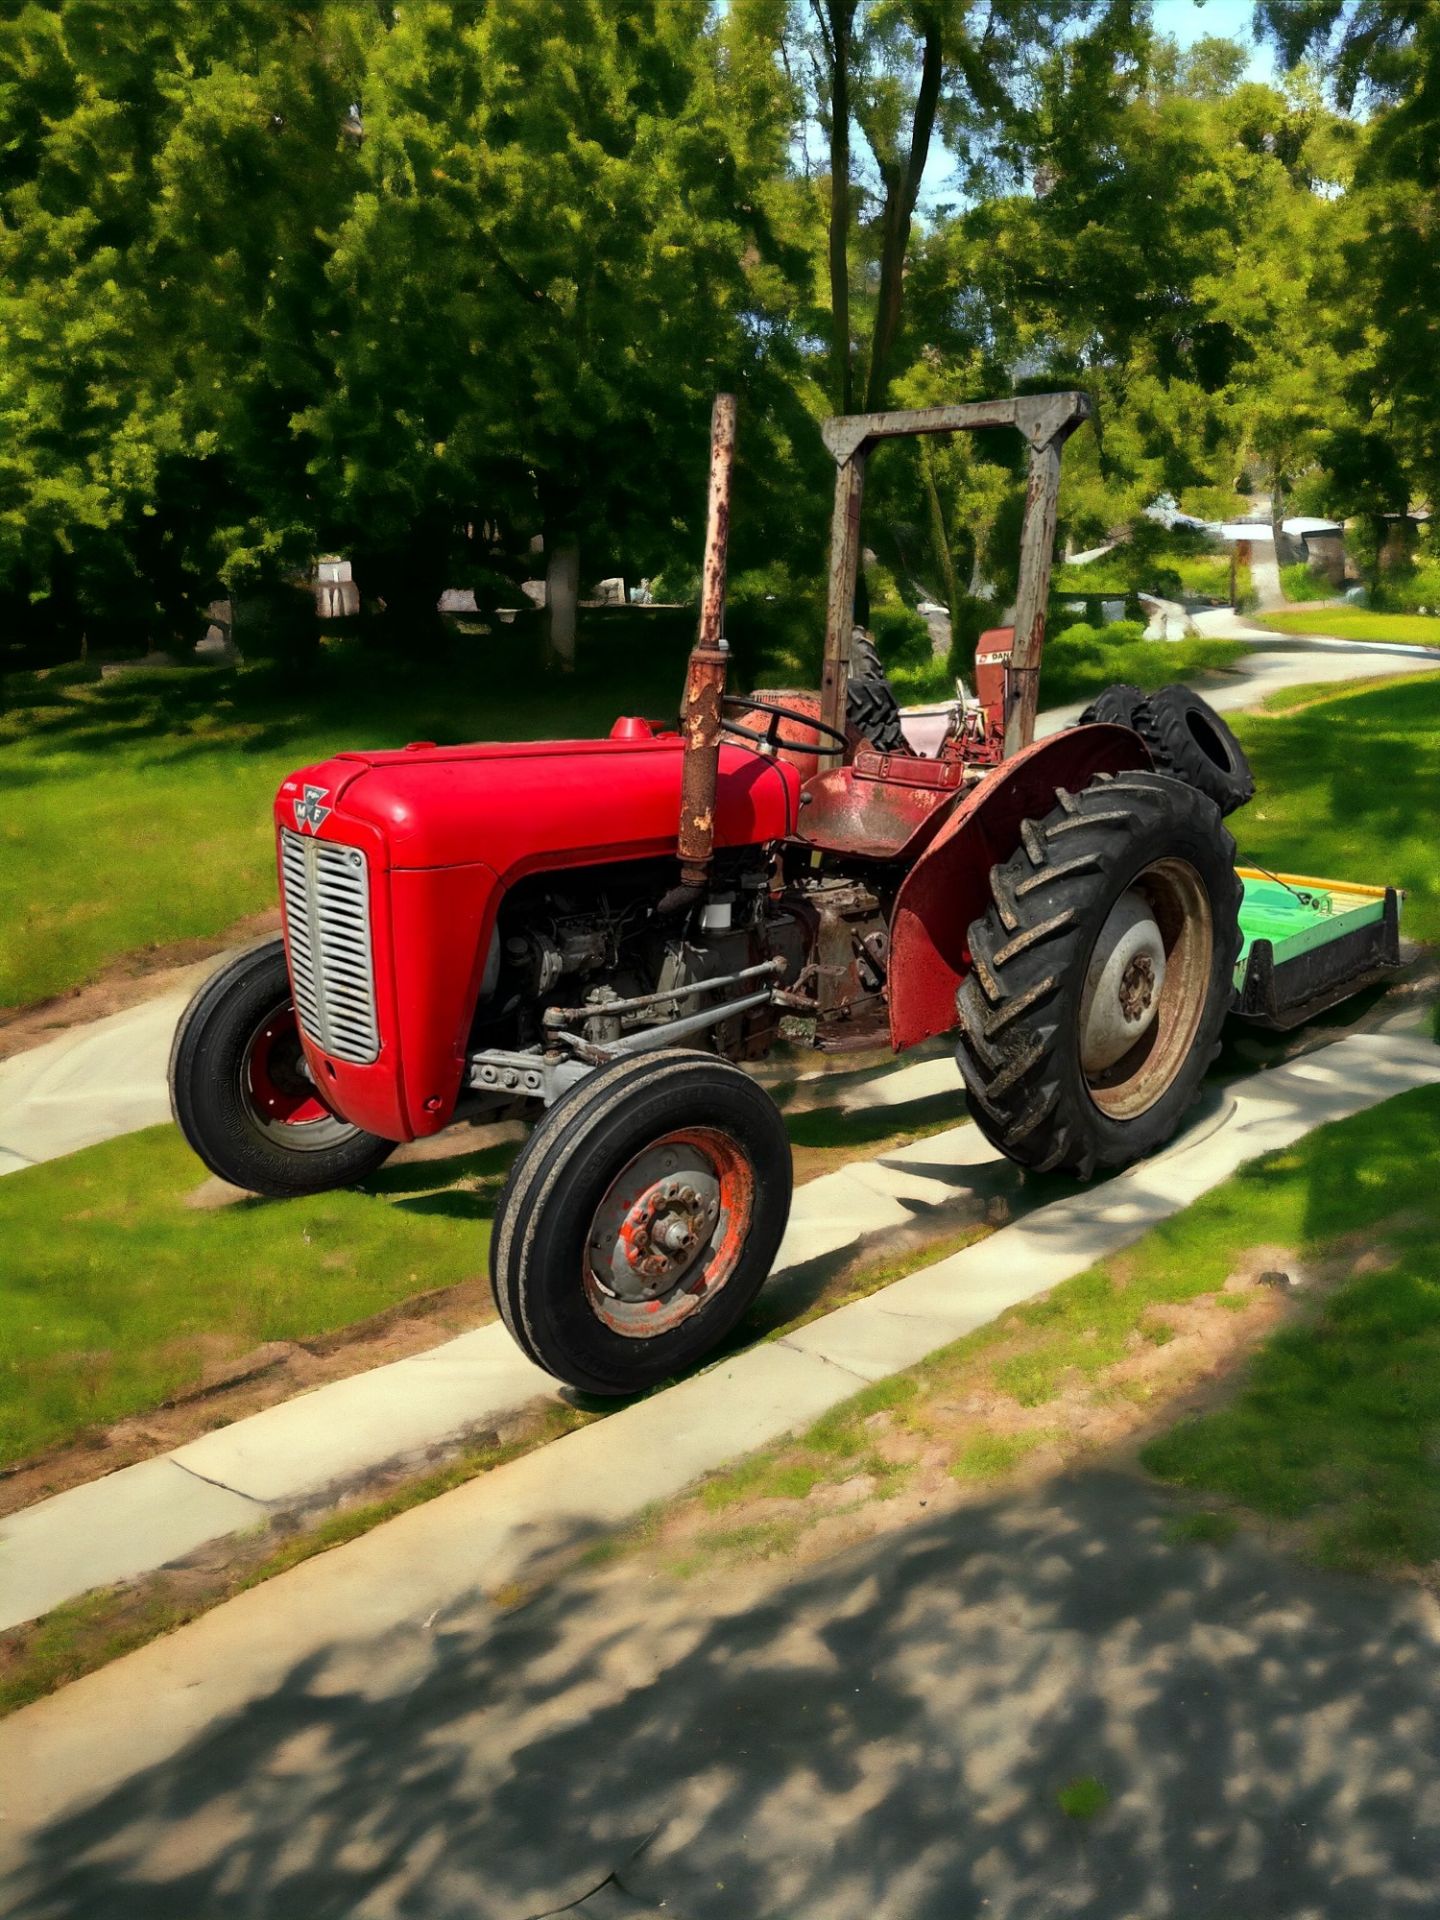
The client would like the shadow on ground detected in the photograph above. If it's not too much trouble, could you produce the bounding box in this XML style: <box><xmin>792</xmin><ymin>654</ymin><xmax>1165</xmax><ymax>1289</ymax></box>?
<box><xmin>8</xmin><ymin>1470</ymin><xmax>1440</xmax><ymax>1920</ymax></box>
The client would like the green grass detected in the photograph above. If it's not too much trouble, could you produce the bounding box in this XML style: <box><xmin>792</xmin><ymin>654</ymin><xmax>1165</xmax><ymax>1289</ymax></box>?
<box><xmin>950</xmin><ymin>1430</ymin><xmax>1053</xmax><ymax>1481</ymax></box>
<box><xmin>1056</xmin><ymin>1776</ymin><xmax>1110</xmax><ymax>1820</ymax></box>
<box><xmin>0</xmin><ymin>627</ymin><xmax>699</xmax><ymax>1008</ymax></box>
<box><xmin>891</xmin><ymin>629</ymin><xmax>1246</xmax><ymax>711</ymax></box>
<box><xmin>1141</xmin><ymin>1085</ymin><xmax>1440</xmax><ymax>1571</ymax></box>
<box><xmin>0</xmin><ymin>1122</ymin><xmax>512</xmax><ymax>1466</ymax></box>
<box><xmin>1226</xmin><ymin>673</ymin><xmax>1440</xmax><ymax>941</ymax></box>
<box><xmin>1280</xmin><ymin>562</ymin><xmax>1331</xmax><ymax>603</ymax></box>
<box><xmin>1255</xmin><ymin>607</ymin><xmax>1440</xmax><ymax>647</ymax></box>
<box><xmin>1050</xmin><ymin>531</ymin><xmax>1241</xmax><ymax>602</ymax></box>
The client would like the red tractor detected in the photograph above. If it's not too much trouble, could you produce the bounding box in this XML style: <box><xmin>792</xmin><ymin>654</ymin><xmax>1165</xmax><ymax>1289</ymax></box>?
<box><xmin>172</xmin><ymin>392</ymin><xmax>1365</xmax><ymax>1395</ymax></box>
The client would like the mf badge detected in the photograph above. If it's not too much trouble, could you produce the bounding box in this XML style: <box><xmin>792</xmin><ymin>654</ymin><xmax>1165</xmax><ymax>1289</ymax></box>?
<box><xmin>294</xmin><ymin>785</ymin><xmax>332</xmax><ymax>833</ymax></box>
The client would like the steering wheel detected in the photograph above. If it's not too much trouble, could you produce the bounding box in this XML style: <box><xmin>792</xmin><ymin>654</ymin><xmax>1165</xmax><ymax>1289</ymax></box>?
<box><xmin>719</xmin><ymin>692</ymin><xmax>849</xmax><ymax>755</ymax></box>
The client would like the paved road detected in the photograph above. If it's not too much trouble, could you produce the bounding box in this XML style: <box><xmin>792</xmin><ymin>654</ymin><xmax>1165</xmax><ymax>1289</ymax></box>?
<box><xmin>2</xmin><ymin>628</ymin><xmax>1436</xmax><ymax>1175</ymax></box>
<box><xmin>7</xmin><ymin>1468</ymin><xmax>1440</xmax><ymax>1919</ymax></box>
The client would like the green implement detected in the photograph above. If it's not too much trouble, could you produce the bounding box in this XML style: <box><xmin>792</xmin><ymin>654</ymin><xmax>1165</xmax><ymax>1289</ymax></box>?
<box><xmin>1232</xmin><ymin>868</ymin><xmax>1404</xmax><ymax>1030</ymax></box>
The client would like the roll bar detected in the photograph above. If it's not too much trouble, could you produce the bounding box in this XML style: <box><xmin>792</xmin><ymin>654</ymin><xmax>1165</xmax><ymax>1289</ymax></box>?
<box><xmin>817</xmin><ymin>390</ymin><xmax>1093</xmax><ymax>758</ymax></box>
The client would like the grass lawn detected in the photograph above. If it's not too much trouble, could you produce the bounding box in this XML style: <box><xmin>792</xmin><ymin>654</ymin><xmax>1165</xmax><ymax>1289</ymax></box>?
<box><xmin>1226</xmin><ymin>673</ymin><xmax>1440</xmax><ymax>941</ymax></box>
<box><xmin>892</xmin><ymin>630</ymin><xmax>1246</xmax><ymax>710</ymax></box>
<box><xmin>1141</xmin><ymin>1086</ymin><xmax>1440</xmax><ymax>1569</ymax></box>
<box><xmin>0</xmin><ymin>1124</ymin><xmax>512</xmax><ymax>1467</ymax></box>
<box><xmin>596</xmin><ymin>1084</ymin><xmax>1440</xmax><ymax>1583</ymax></box>
<box><xmin>0</xmin><ymin>628</ymin><xmax>699</xmax><ymax>1009</ymax></box>
<box><xmin>1256</xmin><ymin>607</ymin><xmax>1440</xmax><ymax>647</ymax></box>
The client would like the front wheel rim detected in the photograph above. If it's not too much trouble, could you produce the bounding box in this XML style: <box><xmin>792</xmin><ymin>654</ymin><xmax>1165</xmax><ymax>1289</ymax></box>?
<box><xmin>242</xmin><ymin>1005</ymin><xmax>354</xmax><ymax>1150</ymax></box>
<box><xmin>583</xmin><ymin>1126</ymin><xmax>756</xmax><ymax>1338</ymax></box>
<box><xmin>1081</xmin><ymin>857</ymin><xmax>1214</xmax><ymax>1122</ymax></box>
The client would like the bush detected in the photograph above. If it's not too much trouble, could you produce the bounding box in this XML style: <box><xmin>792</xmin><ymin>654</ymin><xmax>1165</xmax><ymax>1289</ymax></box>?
<box><xmin>869</xmin><ymin>600</ymin><xmax>932</xmax><ymax>671</ymax></box>
<box><xmin>1280</xmin><ymin>561</ymin><xmax>1329</xmax><ymax>602</ymax></box>
<box><xmin>725</xmin><ymin>564</ymin><xmax>823</xmax><ymax>686</ymax></box>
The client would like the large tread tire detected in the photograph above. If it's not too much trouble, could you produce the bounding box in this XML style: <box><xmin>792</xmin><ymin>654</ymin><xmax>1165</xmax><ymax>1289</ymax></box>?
<box><xmin>1078</xmin><ymin>681</ymin><xmax>1146</xmax><ymax>728</ymax></box>
<box><xmin>1136</xmin><ymin>683</ymin><xmax>1255</xmax><ymax>816</ymax></box>
<box><xmin>955</xmin><ymin>771</ymin><xmax>1241</xmax><ymax>1180</ymax></box>
<box><xmin>845</xmin><ymin>627</ymin><xmax>909</xmax><ymax>754</ymax></box>
<box><xmin>849</xmin><ymin>630</ymin><xmax>887</xmax><ymax>681</ymax></box>
<box><xmin>169</xmin><ymin>938</ymin><xmax>395</xmax><ymax>1198</ymax></box>
<box><xmin>490</xmin><ymin>1051</ymin><xmax>792</xmax><ymax>1395</ymax></box>
<box><xmin>846</xmin><ymin>673</ymin><xmax>907</xmax><ymax>754</ymax></box>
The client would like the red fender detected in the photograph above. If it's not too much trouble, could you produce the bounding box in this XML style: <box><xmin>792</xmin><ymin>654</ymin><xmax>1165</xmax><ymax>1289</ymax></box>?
<box><xmin>887</xmin><ymin>725</ymin><xmax>1152</xmax><ymax>1052</ymax></box>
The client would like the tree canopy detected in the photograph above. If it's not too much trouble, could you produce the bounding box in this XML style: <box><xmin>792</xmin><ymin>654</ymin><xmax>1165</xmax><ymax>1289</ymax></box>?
<box><xmin>0</xmin><ymin>0</ymin><xmax>1431</xmax><ymax>660</ymax></box>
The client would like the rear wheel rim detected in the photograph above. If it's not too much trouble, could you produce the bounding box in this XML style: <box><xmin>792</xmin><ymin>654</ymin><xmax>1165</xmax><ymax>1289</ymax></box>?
<box><xmin>243</xmin><ymin>1005</ymin><xmax>354</xmax><ymax>1150</ymax></box>
<box><xmin>1081</xmin><ymin>857</ymin><xmax>1214</xmax><ymax>1122</ymax></box>
<box><xmin>583</xmin><ymin>1126</ymin><xmax>756</xmax><ymax>1338</ymax></box>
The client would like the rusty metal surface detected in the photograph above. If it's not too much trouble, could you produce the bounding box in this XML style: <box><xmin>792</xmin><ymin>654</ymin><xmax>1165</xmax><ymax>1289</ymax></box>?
<box><xmin>796</xmin><ymin>764</ymin><xmax>959</xmax><ymax>863</ymax></box>
<box><xmin>817</xmin><ymin>389</ymin><xmax>1092</xmax><ymax>770</ymax></box>
<box><xmin>820</xmin><ymin>457</ymin><xmax>866</xmax><ymax>750</ymax></box>
<box><xmin>1005</xmin><ymin>435</ymin><xmax>1064</xmax><ymax>756</ymax></box>
<box><xmin>675</xmin><ymin>393</ymin><xmax>737</xmax><ymax>887</ymax></box>
<box><xmin>820</xmin><ymin>392</ymin><xmax>1091</xmax><ymax>467</ymax></box>
<box><xmin>734</xmin><ymin>689</ymin><xmax>827</xmax><ymax>783</ymax></box>
<box><xmin>886</xmin><ymin>724</ymin><xmax>1152</xmax><ymax>1053</ymax></box>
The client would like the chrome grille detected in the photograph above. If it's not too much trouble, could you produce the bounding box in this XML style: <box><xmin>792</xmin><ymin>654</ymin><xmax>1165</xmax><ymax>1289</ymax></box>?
<box><xmin>279</xmin><ymin>830</ymin><xmax>380</xmax><ymax>1064</ymax></box>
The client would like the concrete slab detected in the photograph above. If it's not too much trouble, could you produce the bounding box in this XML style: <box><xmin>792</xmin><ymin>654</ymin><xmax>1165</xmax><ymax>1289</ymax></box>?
<box><xmin>0</xmin><ymin>988</ymin><xmax>189</xmax><ymax>1170</ymax></box>
<box><xmin>0</xmin><ymin>1458</ymin><xmax>263</xmax><ymax>1633</ymax></box>
<box><xmin>172</xmin><ymin>1325</ymin><xmax>558</xmax><ymax>1504</ymax></box>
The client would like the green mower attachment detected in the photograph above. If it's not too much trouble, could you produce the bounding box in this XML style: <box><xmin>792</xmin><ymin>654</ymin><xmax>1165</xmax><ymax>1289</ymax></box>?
<box><xmin>1232</xmin><ymin>868</ymin><xmax>1404</xmax><ymax>1030</ymax></box>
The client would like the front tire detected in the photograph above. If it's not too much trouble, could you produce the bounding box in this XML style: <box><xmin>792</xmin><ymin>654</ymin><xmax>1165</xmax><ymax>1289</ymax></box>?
<box><xmin>954</xmin><ymin>772</ymin><xmax>1241</xmax><ymax>1179</ymax></box>
<box><xmin>169</xmin><ymin>938</ymin><xmax>395</xmax><ymax>1197</ymax></box>
<box><xmin>490</xmin><ymin>1051</ymin><xmax>793</xmax><ymax>1395</ymax></box>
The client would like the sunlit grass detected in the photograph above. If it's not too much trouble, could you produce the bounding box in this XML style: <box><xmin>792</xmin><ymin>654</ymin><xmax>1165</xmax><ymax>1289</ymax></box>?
<box><xmin>0</xmin><ymin>1122</ymin><xmax>509</xmax><ymax>1466</ymax></box>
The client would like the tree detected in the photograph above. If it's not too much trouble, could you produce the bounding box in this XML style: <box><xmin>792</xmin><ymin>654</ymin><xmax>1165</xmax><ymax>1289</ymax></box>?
<box><xmin>304</xmin><ymin>0</ymin><xmax>805</xmax><ymax>665</ymax></box>
<box><xmin>0</xmin><ymin>1</ymin><xmax>374</xmax><ymax>656</ymax></box>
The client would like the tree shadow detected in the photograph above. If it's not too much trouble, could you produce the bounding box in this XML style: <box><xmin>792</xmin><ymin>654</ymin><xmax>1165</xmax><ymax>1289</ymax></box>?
<box><xmin>8</xmin><ymin>1469</ymin><xmax>1440</xmax><ymax>1919</ymax></box>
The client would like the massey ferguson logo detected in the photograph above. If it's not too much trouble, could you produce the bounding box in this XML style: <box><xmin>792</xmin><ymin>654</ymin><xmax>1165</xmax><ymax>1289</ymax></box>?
<box><xmin>293</xmin><ymin>785</ymin><xmax>332</xmax><ymax>833</ymax></box>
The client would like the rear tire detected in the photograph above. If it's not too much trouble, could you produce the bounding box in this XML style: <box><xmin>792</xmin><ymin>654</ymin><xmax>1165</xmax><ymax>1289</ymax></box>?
<box><xmin>1136</xmin><ymin>684</ymin><xmax>1254</xmax><ymax>816</ymax></box>
<box><xmin>169</xmin><ymin>938</ymin><xmax>395</xmax><ymax>1197</ymax></box>
<box><xmin>490</xmin><ymin>1051</ymin><xmax>792</xmax><ymax>1395</ymax></box>
<box><xmin>846</xmin><ymin>627</ymin><xmax>908</xmax><ymax>754</ymax></box>
<box><xmin>954</xmin><ymin>772</ymin><xmax>1240</xmax><ymax>1179</ymax></box>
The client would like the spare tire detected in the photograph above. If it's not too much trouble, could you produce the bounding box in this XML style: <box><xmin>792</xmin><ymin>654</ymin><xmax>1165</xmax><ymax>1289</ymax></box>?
<box><xmin>846</xmin><ymin>626</ymin><xmax>908</xmax><ymax>754</ymax></box>
<box><xmin>847</xmin><ymin>673</ymin><xmax>907</xmax><ymax>754</ymax></box>
<box><xmin>1079</xmin><ymin>681</ymin><xmax>1146</xmax><ymax>728</ymax></box>
<box><xmin>1136</xmin><ymin>684</ymin><xmax>1254</xmax><ymax>816</ymax></box>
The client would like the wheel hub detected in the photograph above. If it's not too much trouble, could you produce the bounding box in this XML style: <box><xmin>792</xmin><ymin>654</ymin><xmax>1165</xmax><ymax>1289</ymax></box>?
<box><xmin>1079</xmin><ymin>887</ymin><xmax>1167</xmax><ymax>1075</ymax></box>
<box><xmin>591</xmin><ymin>1146</ymin><xmax>723</xmax><ymax>1304</ymax></box>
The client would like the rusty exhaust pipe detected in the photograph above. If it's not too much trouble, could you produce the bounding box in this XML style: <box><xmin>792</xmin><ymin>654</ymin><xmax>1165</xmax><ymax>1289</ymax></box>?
<box><xmin>660</xmin><ymin>393</ymin><xmax>736</xmax><ymax>915</ymax></box>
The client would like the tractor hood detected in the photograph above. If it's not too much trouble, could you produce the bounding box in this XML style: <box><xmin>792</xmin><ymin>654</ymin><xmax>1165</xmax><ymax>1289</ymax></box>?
<box><xmin>274</xmin><ymin>726</ymin><xmax>800</xmax><ymax>874</ymax></box>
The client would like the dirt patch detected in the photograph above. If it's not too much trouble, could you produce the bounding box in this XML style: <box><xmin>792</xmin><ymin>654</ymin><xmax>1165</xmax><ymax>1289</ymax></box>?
<box><xmin>0</xmin><ymin>909</ymin><xmax>282</xmax><ymax>1062</ymax></box>
<box><xmin>627</xmin><ymin>1266</ymin><xmax>1311</xmax><ymax>1587</ymax></box>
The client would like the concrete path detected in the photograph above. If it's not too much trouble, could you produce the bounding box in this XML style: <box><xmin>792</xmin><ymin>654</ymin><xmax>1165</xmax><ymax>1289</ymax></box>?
<box><xmin>2</xmin><ymin>1026</ymin><xmax>1436</xmax><ymax>1856</ymax></box>
<box><xmin>10</xmin><ymin>1468</ymin><xmax>1438</xmax><ymax>1920</ymax></box>
<box><xmin>1037</xmin><ymin>617</ymin><xmax>1440</xmax><ymax>736</ymax></box>
<box><xmin>1249</xmin><ymin>542</ymin><xmax>1286</xmax><ymax>610</ymax></box>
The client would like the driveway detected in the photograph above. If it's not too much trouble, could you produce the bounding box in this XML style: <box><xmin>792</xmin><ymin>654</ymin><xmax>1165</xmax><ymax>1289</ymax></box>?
<box><xmin>6</xmin><ymin>1469</ymin><xmax>1440</xmax><ymax>1919</ymax></box>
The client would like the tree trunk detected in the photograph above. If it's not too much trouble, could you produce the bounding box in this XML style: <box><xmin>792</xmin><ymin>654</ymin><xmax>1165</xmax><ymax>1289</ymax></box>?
<box><xmin>820</xmin><ymin>1</ymin><xmax>856</xmax><ymax>413</ymax></box>
<box><xmin>862</xmin><ymin>18</ymin><xmax>943</xmax><ymax>412</ymax></box>
<box><xmin>919</xmin><ymin>440</ymin><xmax>960</xmax><ymax>656</ymax></box>
<box><xmin>544</xmin><ymin>533</ymin><xmax>580</xmax><ymax>672</ymax></box>
<box><xmin>1270</xmin><ymin>460</ymin><xmax>1285</xmax><ymax>564</ymax></box>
